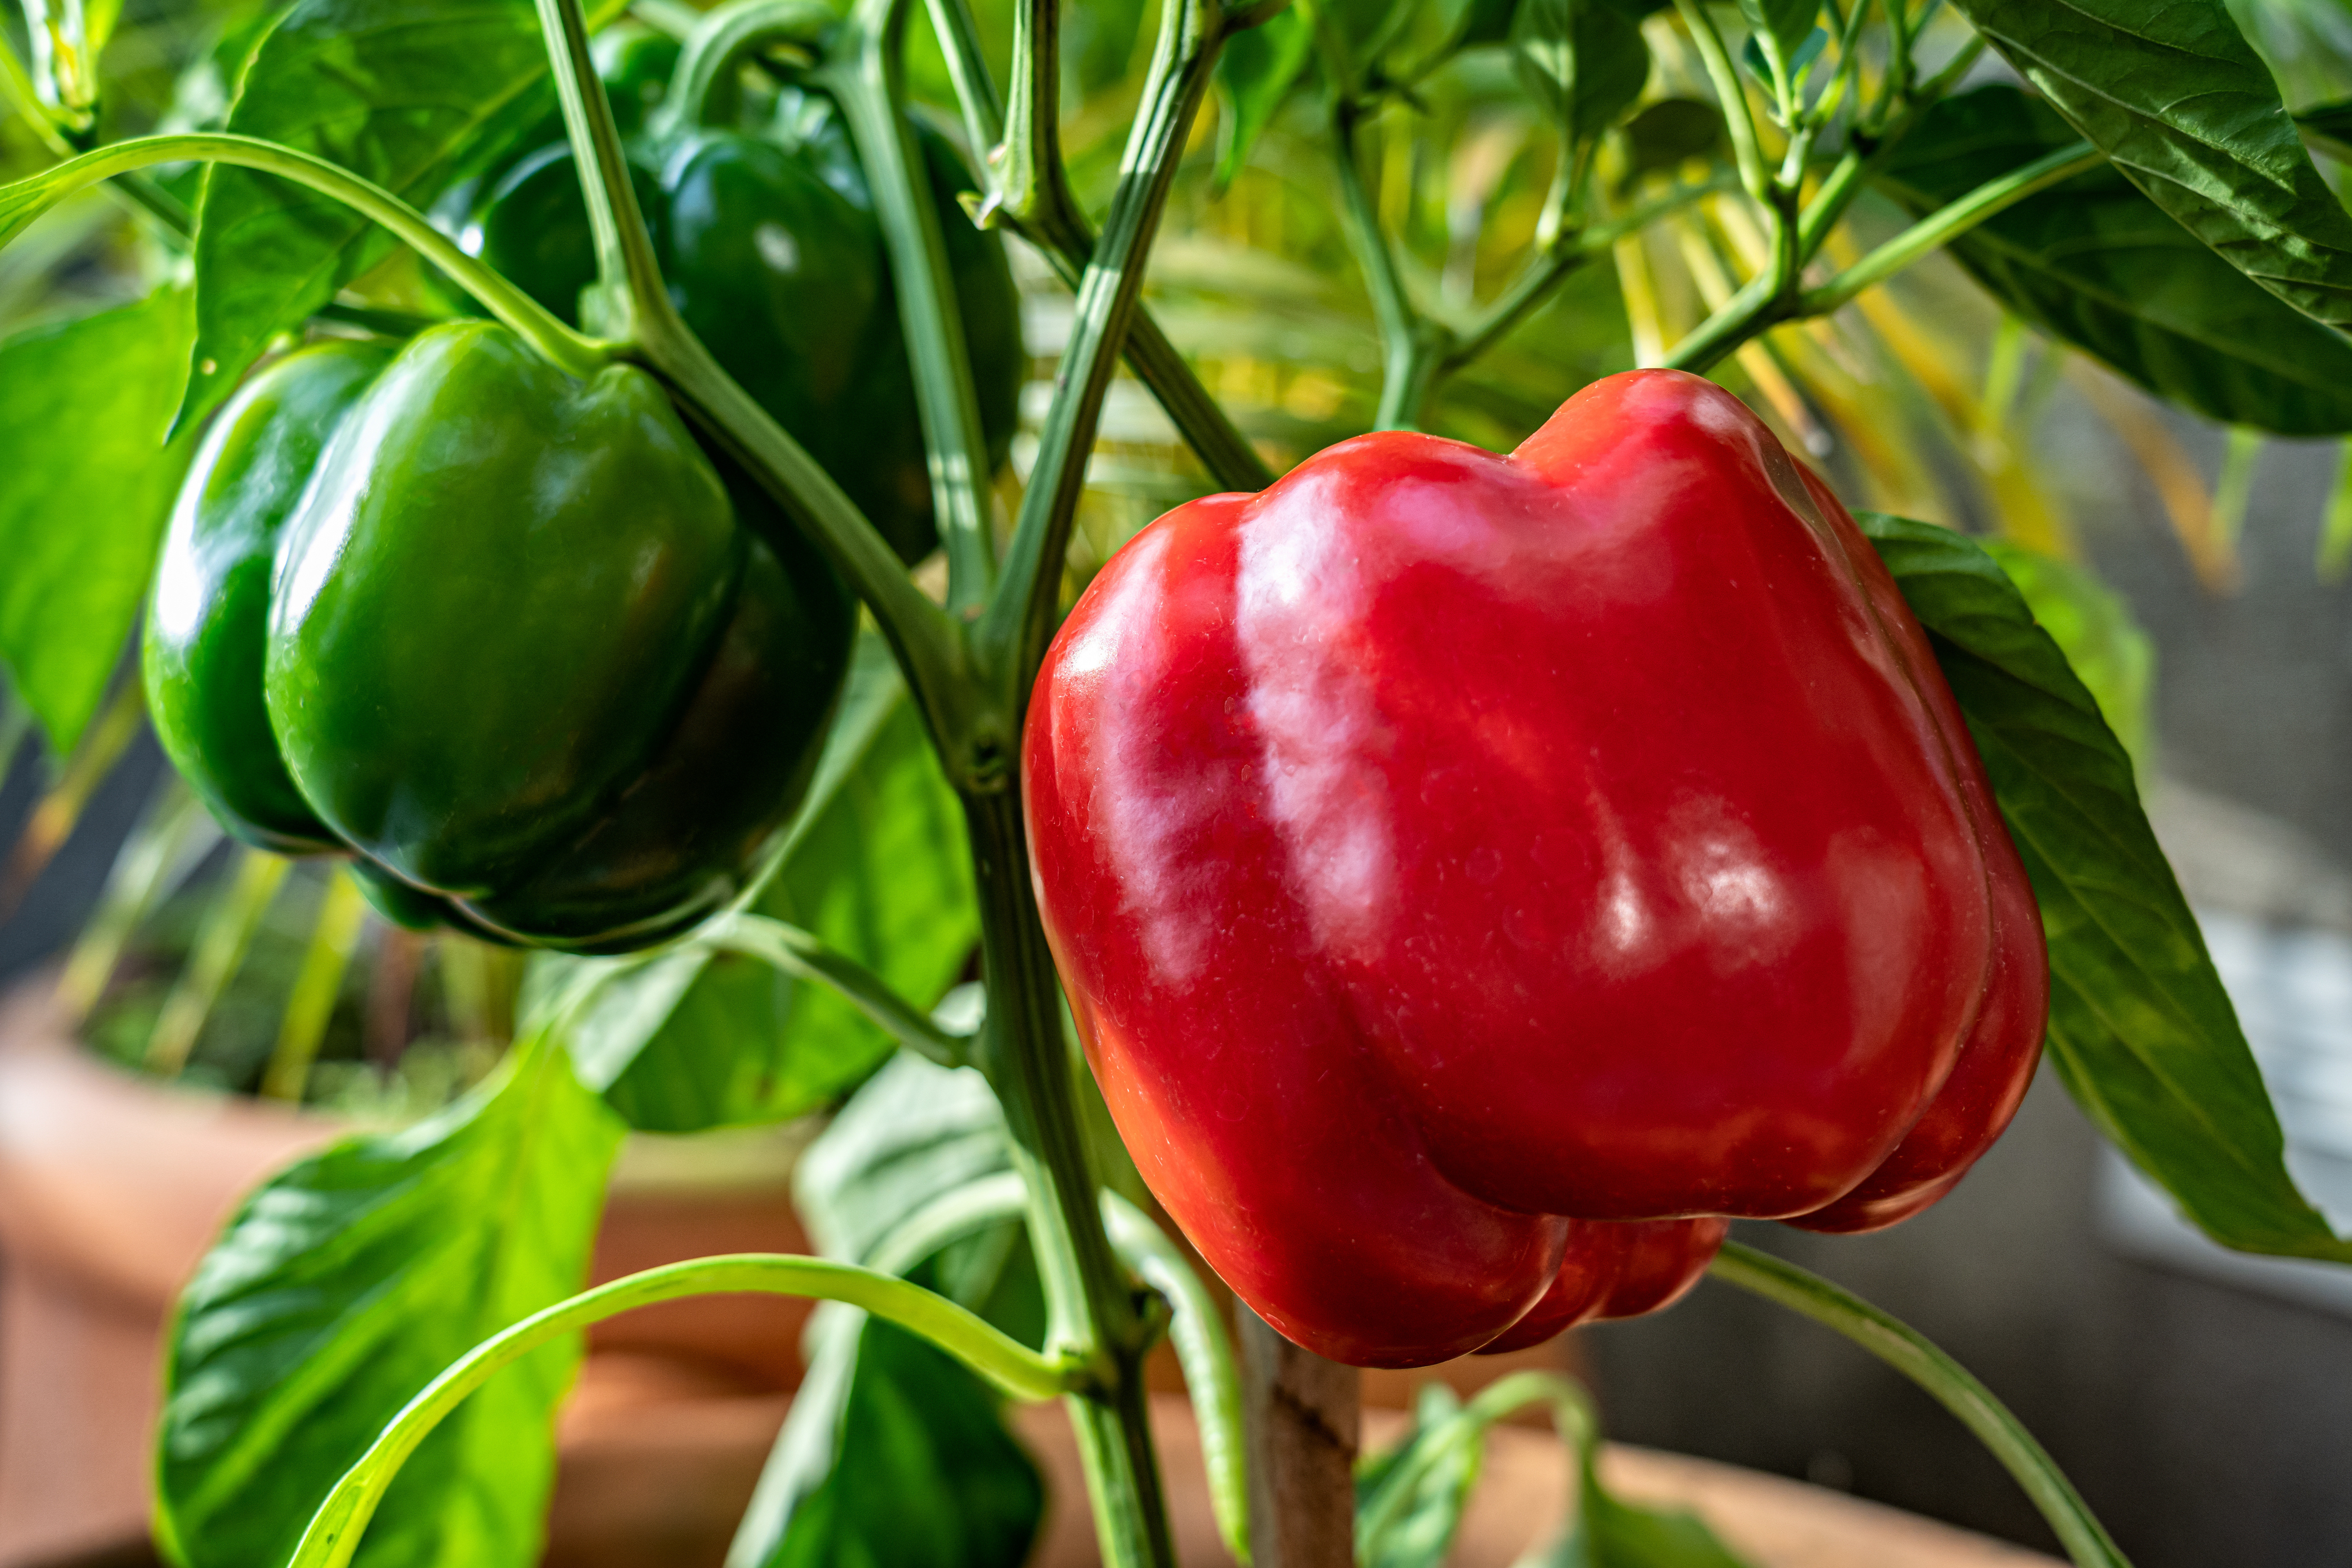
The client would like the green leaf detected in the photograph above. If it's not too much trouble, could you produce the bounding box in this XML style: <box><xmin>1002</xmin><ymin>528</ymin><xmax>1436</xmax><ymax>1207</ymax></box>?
<box><xmin>156</xmin><ymin>1036</ymin><xmax>623</xmax><ymax>1568</ymax></box>
<box><xmin>1735</xmin><ymin>0</ymin><xmax>1817</xmax><ymax>60</ymax></box>
<box><xmin>545</xmin><ymin>632</ymin><xmax>977</xmax><ymax>1132</ymax></box>
<box><xmin>1978</xmin><ymin>539</ymin><xmax>2154</xmax><ymax>782</ymax></box>
<box><xmin>742</xmin><ymin>1312</ymin><xmax>1044</xmax><ymax>1568</ymax></box>
<box><xmin>2293</xmin><ymin>95</ymin><xmax>2352</xmax><ymax>156</ymax></box>
<box><xmin>1357</xmin><ymin>1386</ymin><xmax>1482</xmax><ymax>1568</ymax></box>
<box><xmin>1878</xmin><ymin>85</ymin><xmax>2352</xmax><ymax>436</ymax></box>
<box><xmin>179</xmin><ymin>0</ymin><xmax>581</xmax><ymax>432</ymax></box>
<box><xmin>1511</xmin><ymin>0</ymin><xmax>1650</xmax><ymax>147</ymax></box>
<box><xmin>731</xmin><ymin>1052</ymin><xmax>1043</xmax><ymax>1568</ymax></box>
<box><xmin>1942</xmin><ymin>0</ymin><xmax>2352</xmax><ymax>336</ymax></box>
<box><xmin>1856</xmin><ymin>511</ymin><xmax>2352</xmax><ymax>1264</ymax></box>
<box><xmin>0</xmin><ymin>286</ymin><xmax>194</xmax><ymax>751</ymax></box>
<box><xmin>1214</xmin><ymin>6</ymin><xmax>1313</xmax><ymax>191</ymax></box>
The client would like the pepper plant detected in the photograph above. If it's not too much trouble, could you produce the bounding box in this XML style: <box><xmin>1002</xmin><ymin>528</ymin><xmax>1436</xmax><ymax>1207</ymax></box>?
<box><xmin>5</xmin><ymin>0</ymin><xmax>2352</xmax><ymax>1566</ymax></box>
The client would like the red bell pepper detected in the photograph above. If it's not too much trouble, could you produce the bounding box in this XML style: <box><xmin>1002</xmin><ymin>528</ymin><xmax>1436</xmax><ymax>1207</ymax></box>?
<box><xmin>1023</xmin><ymin>370</ymin><xmax>2048</xmax><ymax>1368</ymax></box>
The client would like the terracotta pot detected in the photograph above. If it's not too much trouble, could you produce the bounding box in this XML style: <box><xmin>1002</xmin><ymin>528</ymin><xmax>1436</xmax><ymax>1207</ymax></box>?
<box><xmin>0</xmin><ymin>979</ymin><xmax>2059</xmax><ymax>1568</ymax></box>
<box><xmin>0</xmin><ymin>979</ymin><xmax>811</xmax><ymax>1568</ymax></box>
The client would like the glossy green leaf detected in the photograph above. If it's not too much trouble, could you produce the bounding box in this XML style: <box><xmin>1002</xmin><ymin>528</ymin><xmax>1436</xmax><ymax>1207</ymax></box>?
<box><xmin>1878</xmin><ymin>85</ymin><xmax>2352</xmax><ymax>436</ymax></box>
<box><xmin>1511</xmin><ymin>0</ymin><xmax>1650</xmax><ymax>147</ymax></box>
<box><xmin>1214</xmin><ymin>6</ymin><xmax>1313</xmax><ymax>191</ymax></box>
<box><xmin>730</xmin><ymin>1051</ymin><xmax>1043</xmax><ymax>1568</ymax></box>
<box><xmin>156</xmin><ymin>1036</ymin><xmax>623</xmax><ymax>1568</ymax></box>
<box><xmin>544</xmin><ymin>632</ymin><xmax>977</xmax><ymax>1132</ymax></box>
<box><xmin>1979</xmin><ymin>539</ymin><xmax>2154</xmax><ymax>782</ymax></box>
<box><xmin>1857</xmin><ymin>511</ymin><xmax>2352</xmax><ymax>1264</ymax></box>
<box><xmin>0</xmin><ymin>286</ymin><xmax>194</xmax><ymax>751</ymax></box>
<box><xmin>178</xmin><ymin>0</ymin><xmax>596</xmax><ymax>431</ymax></box>
<box><xmin>2294</xmin><ymin>95</ymin><xmax>2352</xmax><ymax>155</ymax></box>
<box><xmin>1942</xmin><ymin>0</ymin><xmax>2352</xmax><ymax>335</ymax></box>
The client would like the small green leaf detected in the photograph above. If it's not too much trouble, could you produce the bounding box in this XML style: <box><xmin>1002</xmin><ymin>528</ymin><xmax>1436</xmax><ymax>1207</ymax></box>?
<box><xmin>1214</xmin><ymin>6</ymin><xmax>1314</xmax><ymax>192</ymax></box>
<box><xmin>0</xmin><ymin>285</ymin><xmax>194</xmax><ymax>751</ymax></box>
<box><xmin>542</xmin><ymin>632</ymin><xmax>977</xmax><ymax>1131</ymax></box>
<box><xmin>1943</xmin><ymin>0</ymin><xmax>2352</xmax><ymax>336</ymax></box>
<box><xmin>179</xmin><ymin>0</ymin><xmax>598</xmax><ymax>432</ymax></box>
<box><xmin>1857</xmin><ymin>511</ymin><xmax>2352</xmax><ymax>1265</ymax></box>
<box><xmin>2293</xmin><ymin>96</ymin><xmax>2352</xmax><ymax>156</ymax></box>
<box><xmin>1511</xmin><ymin>0</ymin><xmax>1650</xmax><ymax>148</ymax></box>
<box><xmin>156</xmin><ymin>1036</ymin><xmax>623</xmax><ymax>1568</ymax></box>
<box><xmin>1878</xmin><ymin>85</ymin><xmax>2352</xmax><ymax>436</ymax></box>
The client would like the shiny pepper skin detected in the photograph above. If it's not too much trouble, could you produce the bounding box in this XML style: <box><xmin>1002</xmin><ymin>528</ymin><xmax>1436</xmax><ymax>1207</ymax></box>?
<box><xmin>464</xmin><ymin>98</ymin><xmax>1022</xmax><ymax>566</ymax></box>
<box><xmin>145</xmin><ymin>323</ymin><xmax>854</xmax><ymax>953</ymax></box>
<box><xmin>1022</xmin><ymin>370</ymin><xmax>2049</xmax><ymax>1368</ymax></box>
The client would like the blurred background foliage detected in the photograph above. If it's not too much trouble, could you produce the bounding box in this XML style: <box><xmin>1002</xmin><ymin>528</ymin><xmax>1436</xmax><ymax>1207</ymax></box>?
<box><xmin>5</xmin><ymin>0</ymin><xmax>2352</xmax><ymax>1117</ymax></box>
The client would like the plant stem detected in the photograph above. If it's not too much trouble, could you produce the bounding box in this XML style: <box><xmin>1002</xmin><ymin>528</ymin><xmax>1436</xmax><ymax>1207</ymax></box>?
<box><xmin>965</xmin><ymin>790</ymin><xmax>1178</xmax><ymax>1568</ymax></box>
<box><xmin>289</xmin><ymin>1252</ymin><xmax>1080</xmax><ymax>1568</ymax></box>
<box><xmin>707</xmin><ymin>912</ymin><xmax>971</xmax><ymax>1067</ymax></box>
<box><xmin>831</xmin><ymin>0</ymin><xmax>999</xmax><ymax>610</ymax></box>
<box><xmin>1329</xmin><ymin>98</ymin><xmax>1446</xmax><ymax>431</ymax></box>
<box><xmin>1802</xmin><ymin>140</ymin><xmax>2099</xmax><ymax>311</ymax></box>
<box><xmin>975</xmin><ymin>0</ymin><xmax>1227</xmax><ymax>703</ymax></box>
<box><xmin>0</xmin><ymin>134</ymin><xmax>601</xmax><ymax>375</ymax></box>
<box><xmin>534</xmin><ymin>0</ymin><xmax>668</xmax><ymax>339</ymax></box>
<box><xmin>1709</xmin><ymin>1242</ymin><xmax>2131</xmax><ymax>1568</ymax></box>
<box><xmin>1673</xmin><ymin>0</ymin><xmax>1767</xmax><ymax>203</ymax></box>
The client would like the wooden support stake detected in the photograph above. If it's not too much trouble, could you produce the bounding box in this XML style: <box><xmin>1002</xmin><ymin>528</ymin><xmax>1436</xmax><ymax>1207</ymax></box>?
<box><xmin>1238</xmin><ymin>1306</ymin><xmax>1360</xmax><ymax>1568</ymax></box>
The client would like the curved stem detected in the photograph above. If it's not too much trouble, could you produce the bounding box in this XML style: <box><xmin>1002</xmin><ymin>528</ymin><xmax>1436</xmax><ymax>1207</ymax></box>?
<box><xmin>0</xmin><ymin>134</ymin><xmax>602</xmax><ymax>376</ymax></box>
<box><xmin>832</xmin><ymin>0</ymin><xmax>998</xmax><ymax>609</ymax></box>
<box><xmin>663</xmin><ymin>0</ymin><xmax>831</xmax><ymax>131</ymax></box>
<box><xmin>975</xmin><ymin>0</ymin><xmax>1227</xmax><ymax>702</ymax></box>
<box><xmin>289</xmin><ymin>1254</ymin><xmax>1078</xmax><ymax>1568</ymax></box>
<box><xmin>1709</xmin><ymin>1242</ymin><xmax>2131</xmax><ymax>1568</ymax></box>
<box><xmin>706</xmin><ymin>911</ymin><xmax>971</xmax><ymax>1068</ymax></box>
<box><xmin>1673</xmin><ymin>0</ymin><xmax>1767</xmax><ymax>203</ymax></box>
<box><xmin>1105</xmin><ymin>1192</ymin><xmax>1250</xmax><ymax>1566</ymax></box>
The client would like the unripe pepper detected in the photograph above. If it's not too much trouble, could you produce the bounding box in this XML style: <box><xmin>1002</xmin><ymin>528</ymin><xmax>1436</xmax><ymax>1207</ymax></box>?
<box><xmin>1022</xmin><ymin>370</ymin><xmax>2049</xmax><ymax>1368</ymax></box>
<box><xmin>461</xmin><ymin>84</ymin><xmax>1022</xmax><ymax>566</ymax></box>
<box><xmin>145</xmin><ymin>323</ymin><xmax>853</xmax><ymax>953</ymax></box>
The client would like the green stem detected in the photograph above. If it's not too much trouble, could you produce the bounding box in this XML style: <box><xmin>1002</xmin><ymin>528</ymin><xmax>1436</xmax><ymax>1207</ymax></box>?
<box><xmin>535</xmin><ymin>0</ymin><xmax>669</xmax><ymax>338</ymax></box>
<box><xmin>831</xmin><ymin>0</ymin><xmax>998</xmax><ymax>608</ymax></box>
<box><xmin>0</xmin><ymin>134</ymin><xmax>602</xmax><ymax>375</ymax></box>
<box><xmin>662</xmin><ymin>0</ymin><xmax>831</xmax><ymax>131</ymax></box>
<box><xmin>1673</xmin><ymin>0</ymin><xmax>1767</xmax><ymax>203</ymax></box>
<box><xmin>706</xmin><ymin>911</ymin><xmax>972</xmax><ymax>1067</ymax></box>
<box><xmin>288</xmin><ymin>1254</ymin><xmax>1078</xmax><ymax>1568</ymax></box>
<box><xmin>975</xmin><ymin>0</ymin><xmax>1226</xmax><ymax>701</ymax></box>
<box><xmin>1709</xmin><ymin>1243</ymin><xmax>2131</xmax><ymax>1568</ymax></box>
<box><xmin>1800</xmin><ymin>141</ymin><xmax>2100</xmax><ymax>312</ymax></box>
<box><xmin>1666</xmin><ymin>140</ymin><xmax>2103</xmax><ymax>375</ymax></box>
<box><xmin>965</xmin><ymin>789</ymin><xmax>1178</xmax><ymax>1568</ymax></box>
<box><xmin>1330</xmin><ymin>97</ymin><xmax>1446</xmax><ymax>431</ymax></box>
<box><xmin>926</xmin><ymin>0</ymin><xmax>1269</xmax><ymax>492</ymax></box>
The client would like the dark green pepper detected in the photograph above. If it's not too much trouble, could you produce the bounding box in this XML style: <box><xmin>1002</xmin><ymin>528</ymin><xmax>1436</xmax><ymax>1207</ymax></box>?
<box><xmin>464</xmin><ymin>94</ymin><xmax>1022</xmax><ymax>566</ymax></box>
<box><xmin>144</xmin><ymin>339</ymin><xmax>391</xmax><ymax>856</ymax></box>
<box><xmin>143</xmin><ymin>323</ymin><xmax>854</xmax><ymax>954</ymax></box>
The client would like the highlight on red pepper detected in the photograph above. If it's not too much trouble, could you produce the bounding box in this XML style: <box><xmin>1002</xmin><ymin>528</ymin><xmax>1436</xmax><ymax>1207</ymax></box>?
<box><xmin>1022</xmin><ymin>369</ymin><xmax>2050</xmax><ymax>1369</ymax></box>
